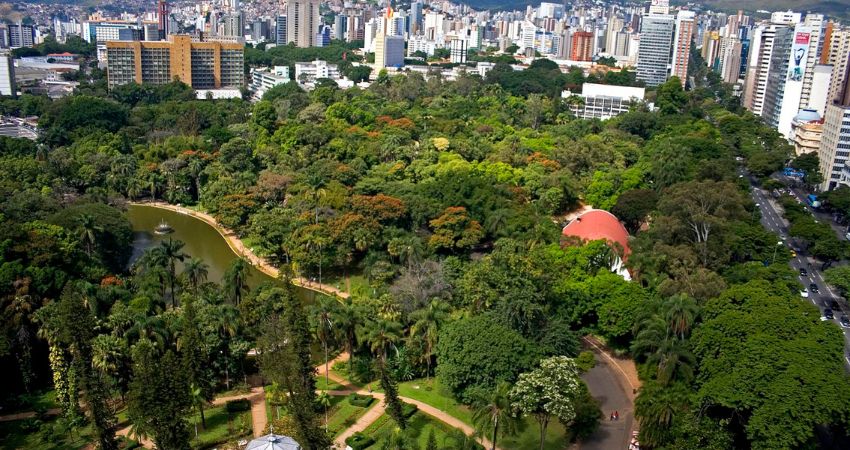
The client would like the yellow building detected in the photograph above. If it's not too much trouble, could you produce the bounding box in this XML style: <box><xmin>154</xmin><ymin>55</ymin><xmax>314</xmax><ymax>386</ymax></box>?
<box><xmin>106</xmin><ymin>35</ymin><xmax>244</xmax><ymax>90</ymax></box>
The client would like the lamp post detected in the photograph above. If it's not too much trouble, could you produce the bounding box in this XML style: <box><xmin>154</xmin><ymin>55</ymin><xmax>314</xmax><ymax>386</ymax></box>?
<box><xmin>772</xmin><ymin>241</ymin><xmax>783</xmax><ymax>264</ymax></box>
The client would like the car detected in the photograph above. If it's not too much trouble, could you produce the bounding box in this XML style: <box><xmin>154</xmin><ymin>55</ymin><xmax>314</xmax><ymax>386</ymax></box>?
<box><xmin>840</xmin><ymin>315</ymin><xmax>850</xmax><ymax>328</ymax></box>
<box><xmin>800</xmin><ymin>267</ymin><xmax>808</xmax><ymax>277</ymax></box>
<box><xmin>790</xmin><ymin>249</ymin><xmax>797</xmax><ymax>257</ymax></box>
<box><xmin>800</xmin><ymin>289</ymin><xmax>809</xmax><ymax>298</ymax></box>
<box><xmin>824</xmin><ymin>308</ymin><xmax>834</xmax><ymax>320</ymax></box>
<box><xmin>810</xmin><ymin>283</ymin><xmax>819</xmax><ymax>294</ymax></box>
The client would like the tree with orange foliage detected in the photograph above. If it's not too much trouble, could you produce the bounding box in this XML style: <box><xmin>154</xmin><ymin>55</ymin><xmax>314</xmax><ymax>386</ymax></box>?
<box><xmin>428</xmin><ymin>207</ymin><xmax>483</xmax><ymax>252</ymax></box>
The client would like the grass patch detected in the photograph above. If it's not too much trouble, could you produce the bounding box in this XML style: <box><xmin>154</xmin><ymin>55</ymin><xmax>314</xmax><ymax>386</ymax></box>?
<box><xmin>396</xmin><ymin>377</ymin><xmax>568</xmax><ymax>450</ymax></box>
<box><xmin>315</xmin><ymin>375</ymin><xmax>345</xmax><ymax>391</ymax></box>
<box><xmin>330</xmin><ymin>360</ymin><xmax>369</xmax><ymax>389</ymax></box>
<box><xmin>397</xmin><ymin>379</ymin><xmax>473</xmax><ymax>424</ymax></box>
<box><xmin>1</xmin><ymin>390</ymin><xmax>58</xmax><ymax>414</ymax></box>
<box><xmin>325</xmin><ymin>395</ymin><xmax>371</xmax><ymax>437</ymax></box>
<box><xmin>0</xmin><ymin>417</ymin><xmax>93</xmax><ymax>449</ymax></box>
<box><xmin>189</xmin><ymin>404</ymin><xmax>252</xmax><ymax>449</ymax></box>
<box><xmin>365</xmin><ymin>411</ymin><xmax>481</xmax><ymax>449</ymax></box>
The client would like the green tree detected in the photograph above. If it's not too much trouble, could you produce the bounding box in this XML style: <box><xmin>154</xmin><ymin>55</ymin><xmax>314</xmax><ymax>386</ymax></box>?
<box><xmin>472</xmin><ymin>382</ymin><xmax>519</xmax><ymax>450</ymax></box>
<box><xmin>224</xmin><ymin>258</ymin><xmax>250</xmax><ymax>305</ymax></box>
<box><xmin>56</xmin><ymin>288</ymin><xmax>118</xmax><ymax>450</ymax></box>
<box><xmin>436</xmin><ymin>315</ymin><xmax>543</xmax><ymax>403</ymax></box>
<box><xmin>128</xmin><ymin>341</ymin><xmax>192</xmax><ymax>450</ymax></box>
<box><xmin>380</xmin><ymin>360</ymin><xmax>407</xmax><ymax>430</ymax></box>
<box><xmin>510</xmin><ymin>356</ymin><xmax>582</xmax><ymax>450</ymax></box>
<box><xmin>160</xmin><ymin>238</ymin><xmax>186</xmax><ymax>306</ymax></box>
<box><xmin>182</xmin><ymin>257</ymin><xmax>209</xmax><ymax>292</ymax></box>
<box><xmin>409</xmin><ymin>300</ymin><xmax>451</xmax><ymax>379</ymax></box>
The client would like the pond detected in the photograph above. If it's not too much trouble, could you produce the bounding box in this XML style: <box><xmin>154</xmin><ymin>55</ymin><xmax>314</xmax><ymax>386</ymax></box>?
<box><xmin>126</xmin><ymin>204</ymin><xmax>318</xmax><ymax>302</ymax></box>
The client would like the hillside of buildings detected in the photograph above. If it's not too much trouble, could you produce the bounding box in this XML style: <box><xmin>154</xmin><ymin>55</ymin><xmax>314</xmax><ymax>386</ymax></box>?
<box><xmin>677</xmin><ymin>0</ymin><xmax>850</xmax><ymax>18</ymax></box>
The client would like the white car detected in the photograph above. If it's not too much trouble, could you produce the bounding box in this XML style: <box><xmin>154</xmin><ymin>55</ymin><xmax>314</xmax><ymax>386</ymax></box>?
<box><xmin>800</xmin><ymin>289</ymin><xmax>809</xmax><ymax>298</ymax></box>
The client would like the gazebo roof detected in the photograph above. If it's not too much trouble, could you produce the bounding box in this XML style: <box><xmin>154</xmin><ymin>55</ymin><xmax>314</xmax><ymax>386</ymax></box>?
<box><xmin>245</xmin><ymin>434</ymin><xmax>301</xmax><ymax>450</ymax></box>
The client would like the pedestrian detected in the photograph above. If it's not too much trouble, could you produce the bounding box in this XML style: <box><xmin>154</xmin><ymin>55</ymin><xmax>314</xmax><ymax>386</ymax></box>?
<box><xmin>614</xmin><ymin>411</ymin><xmax>619</xmax><ymax>421</ymax></box>
<box><xmin>609</xmin><ymin>412</ymin><xmax>614</xmax><ymax>421</ymax></box>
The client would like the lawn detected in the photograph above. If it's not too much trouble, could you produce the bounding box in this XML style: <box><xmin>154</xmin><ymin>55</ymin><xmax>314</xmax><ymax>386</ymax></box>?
<box><xmin>322</xmin><ymin>272</ymin><xmax>371</xmax><ymax>297</ymax></box>
<box><xmin>2</xmin><ymin>389</ymin><xmax>58</xmax><ymax>414</ymax></box>
<box><xmin>325</xmin><ymin>394</ymin><xmax>372</xmax><ymax>437</ymax></box>
<box><xmin>0</xmin><ymin>417</ymin><xmax>95</xmax><ymax>450</ymax></box>
<box><xmin>397</xmin><ymin>379</ymin><xmax>473</xmax><ymax>424</ymax></box>
<box><xmin>396</xmin><ymin>378</ymin><xmax>569</xmax><ymax>450</ymax></box>
<box><xmin>363</xmin><ymin>411</ymin><xmax>477</xmax><ymax>449</ymax></box>
<box><xmin>190</xmin><ymin>404</ymin><xmax>252</xmax><ymax>449</ymax></box>
<box><xmin>330</xmin><ymin>360</ymin><xmax>369</xmax><ymax>389</ymax></box>
<box><xmin>315</xmin><ymin>374</ymin><xmax>345</xmax><ymax>391</ymax></box>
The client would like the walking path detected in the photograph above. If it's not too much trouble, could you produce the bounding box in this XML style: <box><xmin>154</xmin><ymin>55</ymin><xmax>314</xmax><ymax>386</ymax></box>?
<box><xmin>580</xmin><ymin>336</ymin><xmax>641</xmax><ymax>450</ymax></box>
<box><xmin>0</xmin><ymin>408</ymin><xmax>60</xmax><ymax>422</ymax></box>
<box><xmin>132</xmin><ymin>201</ymin><xmax>350</xmax><ymax>299</ymax></box>
<box><xmin>319</xmin><ymin>353</ymin><xmax>499</xmax><ymax>450</ymax></box>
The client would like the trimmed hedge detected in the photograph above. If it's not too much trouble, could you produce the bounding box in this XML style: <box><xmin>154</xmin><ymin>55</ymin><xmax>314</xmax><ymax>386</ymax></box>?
<box><xmin>401</xmin><ymin>402</ymin><xmax>418</xmax><ymax>419</ymax></box>
<box><xmin>348</xmin><ymin>393</ymin><xmax>375</xmax><ymax>408</ymax></box>
<box><xmin>225</xmin><ymin>398</ymin><xmax>251</xmax><ymax>413</ymax></box>
<box><xmin>345</xmin><ymin>432</ymin><xmax>375</xmax><ymax>450</ymax></box>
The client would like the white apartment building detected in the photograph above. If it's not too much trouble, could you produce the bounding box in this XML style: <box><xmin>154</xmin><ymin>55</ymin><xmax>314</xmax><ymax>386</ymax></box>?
<box><xmin>562</xmin><ymin>83</ymin><xmax>646</xmax><ymax>120</ymax></box>
<box><xmin>250</xmin><ymin>66</ymin><xmax>290</xmax><ymax>99</ymax></box>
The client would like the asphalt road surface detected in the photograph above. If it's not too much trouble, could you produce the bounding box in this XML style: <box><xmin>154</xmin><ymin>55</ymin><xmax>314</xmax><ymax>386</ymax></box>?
<box><xmin>745</xmin><ymin>171</ymin><xmax>850</xmax><ymax>369</ymax></box>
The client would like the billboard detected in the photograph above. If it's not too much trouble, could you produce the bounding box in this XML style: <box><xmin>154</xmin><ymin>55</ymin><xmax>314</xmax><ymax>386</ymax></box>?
<box><xmin>788</xmin><ymin>31</ymin><xmax>810</xmax><ymax>82</ymax></box>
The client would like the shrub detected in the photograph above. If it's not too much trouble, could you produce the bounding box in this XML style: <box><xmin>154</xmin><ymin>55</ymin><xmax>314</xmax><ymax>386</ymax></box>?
<box><xmin>345</xmin><ymin>432</ymin><xmax>375</xmax><ymax>450</ymax></box>
<box><xmin>401</xmin><ymin>402</ymin><xmax>418</xmax><ymax>419</ymax></box>
<box><xmin>576</xmin><ymin>351</ymin><xmax>596</xmax><ymax>373</ymax></box>
<box><xmin>225</xmin><ymin>398</ymin><xmax>251</xmax><ymax>413</ymax></box>
<box><xmin>347</xmin><ymin>393</ymin><xmax>374</xmax><ymax>408</ymax></box>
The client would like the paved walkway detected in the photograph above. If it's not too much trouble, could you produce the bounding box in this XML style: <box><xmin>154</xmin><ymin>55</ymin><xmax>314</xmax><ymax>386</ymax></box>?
<box><xmin>134</xmin><ymin>201</ymin><xmax>350</xmax><ymax>299</ymax></box>
<box><xmin>580</xmin><ymin>337</ymin><xmax>641</xmax><ymax>450</ymax></box>
<box><xmin>320</xmin><ymin>353</ymin><xmax>499</xmax><ymax>450</ymax></box>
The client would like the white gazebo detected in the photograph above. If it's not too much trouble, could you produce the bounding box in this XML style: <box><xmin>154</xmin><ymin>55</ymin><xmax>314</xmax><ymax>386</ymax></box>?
<box><xmin>245</xmin><ymin>434</ymin><xmax>301</xmax><ymax>450</ymax></box>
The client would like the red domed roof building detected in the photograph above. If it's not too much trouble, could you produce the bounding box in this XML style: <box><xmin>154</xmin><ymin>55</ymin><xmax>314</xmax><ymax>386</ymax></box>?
<box><xmin>562</xmin><ymin>209</ymin><xmax>631</xmax><ymax>279</ymax></box>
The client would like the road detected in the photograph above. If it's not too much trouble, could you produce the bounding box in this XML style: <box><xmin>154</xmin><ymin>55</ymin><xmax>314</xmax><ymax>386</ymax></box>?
<box><xmin>745</xmin><ymin>171</ymin><xmax>850</xmax><ymax>368</ymax></box>
<box><xmin>580</xmin><ymin>351</ymin><xmax>633</xmax><ymax>450</ymax></box>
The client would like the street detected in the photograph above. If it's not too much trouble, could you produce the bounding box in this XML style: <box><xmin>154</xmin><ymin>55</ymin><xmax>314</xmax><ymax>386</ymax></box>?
<box><xmin>745</xmin><ymin>172</ymin><xmax>850</xmax><ymax>369</ymax></box>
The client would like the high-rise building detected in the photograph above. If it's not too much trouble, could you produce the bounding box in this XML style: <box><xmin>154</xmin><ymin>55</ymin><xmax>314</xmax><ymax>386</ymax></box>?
<box><xmin>410</xmin><ymin>2</ymin><xmax>423</xmax><ymax>34</ymax></box>
<box><xmin>222</xmin><ymin>13</ymin><xmax>244</xmax><ymax>38</ymax></box>
<box><xmin>670</xmin><ymin>11</ymin><xmax>695</xmax><ymax>86</ymax></box>
<box><xmin>450</xmin><ymin>38</ymin><xmax>467</xmax><ymax>63</ymax></box>
<box><xmin>276</xmin><ymin>15</ymin><xmax>287</xmax><ymax>45</ymax></box>
<box><xmin>158</xmin><ymin>0</ymin><xmax>169</xmax><ymax>40</ymax></box>
<box><xmin>648</xmin><ymin>0</ymin><xmax>670</xmax><ymax>15</ymax></box>
<box><xmin>374</xmin><ymin>34</ymin><xmax>404</xmax><ymax>68</ymax></box>
<box><xmin>826</xmin><ymin>28</ymin><xmax>850</xmax><ymax>106</ymax></box>
<box><xmin>636</xmin><ymin>13</ymin><xmax>675</xmax><ymax>87</ymax></box>
<box><xmin>720</xmin><ymin>38</ymin><xmax>742</xmax><ymax>83</ymax></box>
<box><xmin>315</xmin><ymin>24</ymin><xmax>331</xmax><ymax>47</ymax></box>
<box><xmin>0</xmin><ymin>55</ymin><xmax>16</xmax><ymax>97</ymax></box>
<box><xmin>762</xmin><ymin>26</ymin><xmax>813</xmax><ymax>138</ymax></box>
<box><xmin>605</xmin><ymin>16</ymin><xmax>624</xmax><ymax>54</ymax></box>
<box><xmin>8</xmin><ymin>23</ymin><xmax>35</xmax><ymax>48</ymax></box>
<box><xmin>800</xmin><ymin>14</ymin><xmax>825</xmax><ymax>109</ymax></box>
<box><xmin>106</xmin><ymin>35</ymin><xmax>244</xmax><ymax>90</ymax></box>
<box><xmin>818</xmin><ymin>103</ymin><xmax>850</xmax><ymax>190</ymax></box>
<box><xmin>287</xmin><ymin>0</ymin><xmax>321</xmax><ymax>47</ymax></box>
<box><xmin>571</xmin><ymin>30</ymin><xmax>593</xmax><ymax>61</ymax></box>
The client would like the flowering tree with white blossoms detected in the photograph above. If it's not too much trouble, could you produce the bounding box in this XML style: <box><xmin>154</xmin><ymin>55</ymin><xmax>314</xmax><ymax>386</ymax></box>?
<box><xmin>510</xmin><ymin>356</ymin><xmax>582</xmax><ymax>450</ymax></box>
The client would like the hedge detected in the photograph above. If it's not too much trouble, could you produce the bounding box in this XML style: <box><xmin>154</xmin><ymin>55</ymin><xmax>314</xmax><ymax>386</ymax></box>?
<box><xmin>345</xmin><ymin>432</ymin><xmax>375</xmax><ymax>450</ymax></box>
<box><xmin>401</xmin><ymin>402</ymin><xmax>418</xmax><ymax>419</ymax></box>
<box><xmin>225</xmin><ymin>398</ymin><xmax>251</xmax><ymax>413</ymax></box>
<box><xmin>348</xmin><ymin>393</ymin><xmax>375</xmax><ymax>408</ymax></box>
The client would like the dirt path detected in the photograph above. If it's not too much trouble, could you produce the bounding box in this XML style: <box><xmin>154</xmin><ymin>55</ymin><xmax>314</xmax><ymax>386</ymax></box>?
<box><xmin>0</xmin><ymin>408</ymin><xmax>60</xmax><ymax>422</ymax></box>
<box><xmin>133</xmin><ymin>201</ymin><xmax>349</xmax><ymax>299</ymax></box>
<box><xmin>319</xmin><ymin>354</ymin><xmax>499</xmax><ymax>450</ymax></box>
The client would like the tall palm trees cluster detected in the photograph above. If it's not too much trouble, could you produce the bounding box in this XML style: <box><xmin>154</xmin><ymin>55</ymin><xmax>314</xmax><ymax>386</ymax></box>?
<box><xmin>630</xmin><ymin>294</ymin><xmax>699</xmax><ymax>447</ymax></box>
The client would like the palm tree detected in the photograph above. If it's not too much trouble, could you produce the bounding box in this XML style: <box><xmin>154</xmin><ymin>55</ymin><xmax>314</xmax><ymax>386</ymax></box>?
<box><xmin>182</xmin><ymin>257</ymin><xmax>209</xmax><ymax>292</ymax></box>
<box><xmin>316</xmin><ymin>391</ymin><xmax>331</xmax><ymax>431</ymax></box>
<box><xmin>311</xmin><ymin>297</ymin><xmax>338</xmax><ymax>391</ymax></box>
<box><xmin>213</xmin><ymin>304</ymin><xmax>239</xmax><ymax>389</ymax></box>
<box><xmin>160</xmin><ymin>238</ymin><xmax>186</xmax><ymax>307</ymax></box>
<box><xmin>331</xmin><ymin>298</ymin><xmax>359</xmax><ymax>375</ymax></box>
<box><xmin>362</xmin><ymin>318</ymin><xmax>403</xmax><ymax>364</ymax></box>
<box><xmin>662</xmin><ymin>295</ymin><xmax>699</xmax><ymax>339</ymax></box>
<box><xmin>409</xmin><ymin>300</ymin><xmax>451</xmax><ymax>379</ymax></box>
<box><xmin>634</xmin><ymin>382</ymin><xmax>688</xmax><ymax>448</ymax></box>
<box><xmin>224</xmin><ymin>259</ymin><xmax>250</xmax><ymax>305</ymax></box>
<box><xmin>647</xmin><ymin>336</ymin><xmax>695</xmax><ymax>386</ymax></box>
<box><xmin>190</xmin><ymin>383</ymin><xmax>207</xmax><ymax>433</ymax></box>
<box><xmin>76</xmin><ymin>214</ymin><xmax>102</xmax><ymax>257</ymax></box>
<box><xmin>472</xmin><ymin>382</ymin><xmax>519</xmax><ymax>450</ymax></box>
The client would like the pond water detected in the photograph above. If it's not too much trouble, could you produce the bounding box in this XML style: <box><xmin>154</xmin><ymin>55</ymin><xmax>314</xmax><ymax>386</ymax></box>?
<box><xmin>126</xmin><ymin>204</ymin><xmax>317</xmax><ymax>302</ymax></box>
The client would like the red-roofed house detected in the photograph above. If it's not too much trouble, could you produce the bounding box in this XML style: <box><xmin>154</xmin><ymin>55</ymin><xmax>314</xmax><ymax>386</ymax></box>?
<box><xmin>562</xmin><ymin>209</ymin><xmax>631</xmax><ymax>280</ymax></box>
